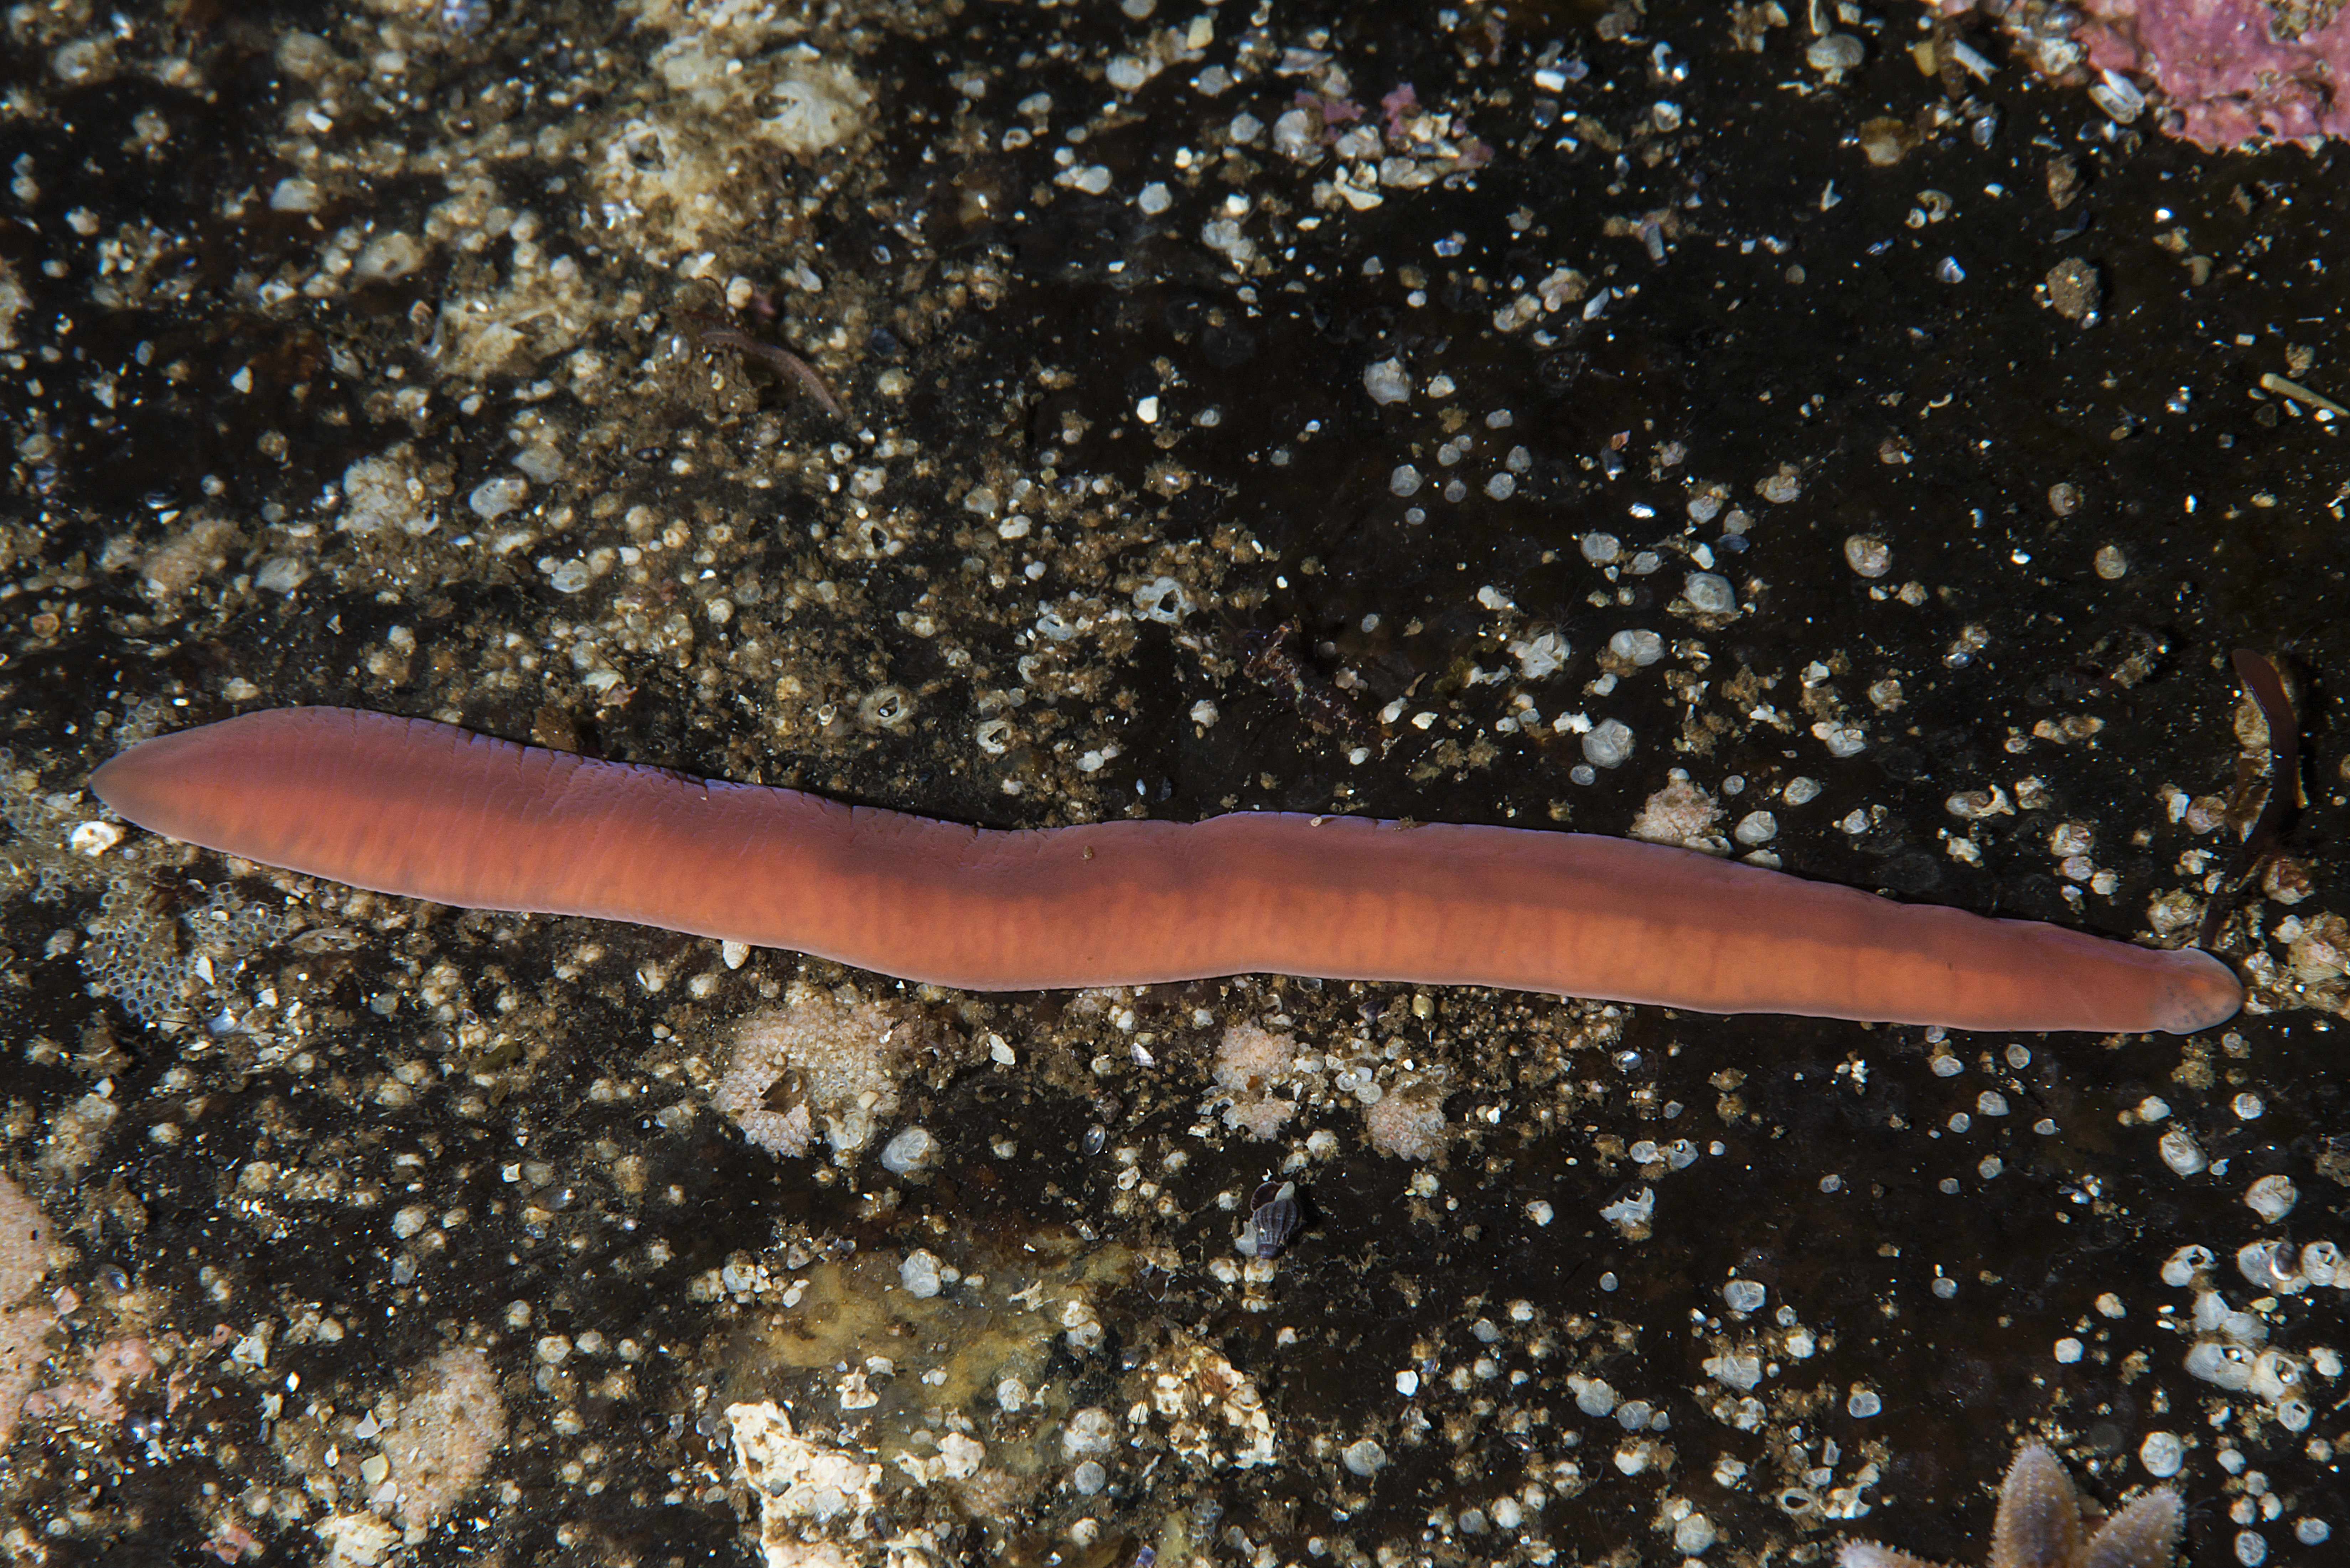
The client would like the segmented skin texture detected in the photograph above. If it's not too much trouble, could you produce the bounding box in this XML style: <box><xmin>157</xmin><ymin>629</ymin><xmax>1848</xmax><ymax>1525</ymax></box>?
<box><xmin>90</xmin><ymin>707</ymin><xmax>2243</xmax><ymax>1034</ymax></box>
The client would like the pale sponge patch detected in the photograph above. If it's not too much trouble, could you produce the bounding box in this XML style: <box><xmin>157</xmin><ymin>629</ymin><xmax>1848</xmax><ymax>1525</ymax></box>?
<box><xmin>0</xmin><ymin>1172</ymin><xmax>56</xmax><ymax>1450</ymax></box>
<box><xmin>1364</xmin><ymin>1078</ymin><xmax>1451</xmax><ymax>1162</ymax></box>
<box><xmin>383</xmin><ymin>1348</ymin><xmax>507</xmax><ymax>1531</ymax></box>
<box><xmin>1213</xmin><ymin>1022</ymin><xmax>1300</xmax><ymax>1141</ymax></box>
<box><xmin>1628</xmin><ymin>774</ymin><xmax>1724</xmax><ymax>853</ymax></box>
<box><xmin>715</xmin><ymin>986</ymin><xmax>912</xmax><ymax>1161</ymax></box>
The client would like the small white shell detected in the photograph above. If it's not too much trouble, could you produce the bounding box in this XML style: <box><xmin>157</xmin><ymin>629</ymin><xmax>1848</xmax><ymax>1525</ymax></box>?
<box><xmin>879</xmin><ymin>1126</ymin><xmax>938</xmax><ymax>1177</ymax></box>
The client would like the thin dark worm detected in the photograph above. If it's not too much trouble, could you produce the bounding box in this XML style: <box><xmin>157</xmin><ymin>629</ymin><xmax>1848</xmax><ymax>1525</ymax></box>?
<box><xmin>693</xmin><ymin>325</ymin><xmax>846</xmax><ymax>419</ymax></box>
<box><xmin>2196</xmin><ymin>649</ymin><xmax>2300</xmax><ymax>950</ymax></box>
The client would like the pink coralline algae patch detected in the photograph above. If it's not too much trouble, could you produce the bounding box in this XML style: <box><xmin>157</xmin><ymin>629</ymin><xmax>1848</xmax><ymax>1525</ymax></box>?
<box><xmin>24</xmin><ymin>1335</ymin><xmax>158</xmax><ymax>1425</ymax></box>
<box><xmin>2077</xmin><ymin>0</ymin><xmax>2350</xmax><ymax>149</ymax></box>
<box><xmin>200</xmin><ymin>1520</ymin><xmax>264</xmax><ymax>1563</ymax></box>
<box><xmin>0</xmin><ymin>1172</ymin><xmax>57</xmax><ymax>1452</ymax></box>
<box><xmin>384</xmin><ymin>1346</ymin><xmax>508</xmax><ymax>1530</ymax></box>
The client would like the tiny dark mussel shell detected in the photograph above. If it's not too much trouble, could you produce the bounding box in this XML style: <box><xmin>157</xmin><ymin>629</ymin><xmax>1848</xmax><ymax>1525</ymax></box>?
<box><xmin>1236</xmin><ymin>1180</ymin><xmax>1301</xmax><ymax>1260</ymax></box>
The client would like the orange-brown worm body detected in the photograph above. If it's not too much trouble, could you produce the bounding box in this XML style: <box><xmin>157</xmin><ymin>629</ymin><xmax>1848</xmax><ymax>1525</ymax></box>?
<box><xmin>89</xmin><ymin>707</ymin><xmax>2243</xmax><ymax>1034</ymax></box>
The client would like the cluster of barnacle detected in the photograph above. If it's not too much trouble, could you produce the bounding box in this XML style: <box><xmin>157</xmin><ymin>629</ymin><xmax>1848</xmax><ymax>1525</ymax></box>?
<box><xmin>2237</xmin><ymin>908</ymin><xmax>2349</xmax><ymax>1017</ymax></box>
<box><xmin>1</xmin><ymin>755</ymin><xmax>122</xmax><ymax>906</ymax></box>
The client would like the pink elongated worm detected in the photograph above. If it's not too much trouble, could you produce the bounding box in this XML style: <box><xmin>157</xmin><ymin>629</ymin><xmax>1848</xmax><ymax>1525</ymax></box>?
<box><xmin>89</xmin><ymin>707</ymin><xmax>2243</xmax><ymax>1034</ymax></box>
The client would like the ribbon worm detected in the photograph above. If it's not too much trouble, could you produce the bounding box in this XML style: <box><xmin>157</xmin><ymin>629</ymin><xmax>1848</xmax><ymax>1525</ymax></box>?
<box><xmin>89</xmin><ymin>707</ymin><xmax>2243</xmax><ymax>1035</ymax></box>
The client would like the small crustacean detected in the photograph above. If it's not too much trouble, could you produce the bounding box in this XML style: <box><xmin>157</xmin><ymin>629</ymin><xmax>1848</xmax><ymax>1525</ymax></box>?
<box><xmin>1235</xmin><ymin>1179</ymin><xmax>1301</xmax><ymax>1260</ymax></box>
<box><xmin>1233</xmin><ymin>621</ymin><xmax>1375</xmax><ymax>746</ymax></box>
<box><xmin>2197</xmin><ymin>649</ymin><xmax>2300</xmax><ymax>950</ymax></box>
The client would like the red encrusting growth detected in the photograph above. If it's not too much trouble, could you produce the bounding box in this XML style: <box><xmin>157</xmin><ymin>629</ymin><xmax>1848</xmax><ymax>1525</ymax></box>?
<box><xmin>89</xmin><ymin>707</ymin><xmax>2245</xmax><ymax>1034</ymax></box>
